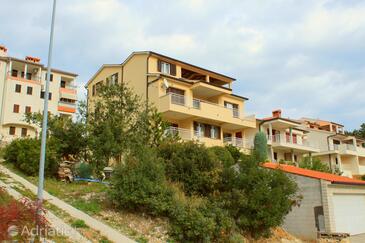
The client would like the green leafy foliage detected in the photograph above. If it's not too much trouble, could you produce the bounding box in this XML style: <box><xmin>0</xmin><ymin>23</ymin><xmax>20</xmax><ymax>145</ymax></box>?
<box><xmin>253</xmin><ymin>132</ymin><xmax>268</xmax><ymax>162</ymax></box>
<box><xmin>25</xmin><ymin>111</ymin><xmax>88</xmax><ymax>160</ymax></box>
<box><xmin>347</xmin><ymin>123</ymin><xmax>365</xmax><ymax>140</ymax></box>
<box><xmin>110</xmin><ymin>141</ymin><xmax>298</xmax><ymax>241</ymax></box>
<box><xmin>299</xmin><ymin>157</ymin><xmax>331</xmax><ymax>173</ymax></box>
<box><xmin>87</xmin><ymin>83</ymin><xmax>170</xmax><ymax>171</ymax></box>
<box><xmin>109</xmin><ymin>147</ymin><xmax>174</xmax><ymax>216</ymax></box>
<box><xmin>74</xmin><ymin>162</ymin><xmax>93</xmax><ymax>178</ymax></box>
<box><xmin>157</xmin><ymin>142</ymin><xmax>222</xmax><ymax>196</ymax></box>
<box><xmin>208</xmin><ymin>146</ymin><xmax>235</xmax><ymax>168</ymax></box>
<box><xmin>4</xmin><ymin>138</ymin><xmax>59</xmax><ymax>177</ymax></box>
<box><xmin>216</xmin><ymin>156</ymin><xmax>299</xmax><ymax>238</ymax></box>
<box><xmin>71</xmin><ymin>219</ymin><xmax>88</xmax><ymax>228</ymax></box>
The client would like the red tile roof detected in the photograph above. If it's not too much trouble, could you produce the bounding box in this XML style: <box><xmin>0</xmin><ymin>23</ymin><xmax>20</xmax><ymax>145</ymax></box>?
<box><xmin>262</xmin><ymin>162</ymin><xmax>365</xmax><ymax>185</ymax></box>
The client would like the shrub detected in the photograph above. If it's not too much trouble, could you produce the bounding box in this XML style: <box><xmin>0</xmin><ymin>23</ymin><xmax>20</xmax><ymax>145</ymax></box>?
<box><xmin>109</xmin><ymin>147</ymin><xmax>174</xmax><ymax>216</ymax></box>
<box><xmin>157</xmin><ymin>141</ymin><xmax>222</xmax><ymax>196</ymax></box>
<box><xmin>4</xmin><ymin>138</ymin><xmax>59</xmax><ymax>177</ymax></box>
<box><xmin>74</xmin><ymin>162</ymin><xmax>93</xmax><ymax>178</ymax></box>
<box><xmin>169</xmin><ymin>200</ymin><xmax>234</xmax><ymax>243</ymax></box>
<box><xmin>208</xmin><ymin>146</ymin><xmax>235</xmax><ymax>167</ymax></box>
<box><xmin>299</xmin><ymin>157</ymin><xmax>331</xmax><ymax>173</ymax></box>
<box><xmin>71</xmin><ymin>219</ymin><xmax>88</xmax><ymax>228</ymax></box>
<box><xmin>0</xmin><ymin>189</ymin><xmax>49</xmax><ymax>241</ymax></box>
<box><xmin>224</xmin><ymin>144</ymin><xmax>242</xmax><ymax>162</ymax></box>
<box><xmin>253</xmin><ymin>132</ymin><xmax>268</xmax><ymax>162</ymax></box>
<box><xmin>218</xmin><ymin>155</ymin><xmax>299</xmax><ymax>238</ymax></box>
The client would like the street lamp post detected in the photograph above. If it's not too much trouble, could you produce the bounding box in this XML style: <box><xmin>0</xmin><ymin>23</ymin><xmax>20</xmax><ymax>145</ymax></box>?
<box><xmin>37</xmin><ymin>0</ymin><xmax>57</xmax><ymax>206</ymax></box>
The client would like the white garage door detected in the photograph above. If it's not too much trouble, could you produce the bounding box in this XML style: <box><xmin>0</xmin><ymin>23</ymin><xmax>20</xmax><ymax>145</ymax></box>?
<box><xmin>332</xmin><ymin>194</ymin><xmax>365</xmax><ymax>235</ymax></box>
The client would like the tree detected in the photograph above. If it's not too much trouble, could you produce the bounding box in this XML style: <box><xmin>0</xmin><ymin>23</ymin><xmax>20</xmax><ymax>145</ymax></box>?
<box><xmin>24</xmin><ymin>111</ymin><xmax>88</xmax><ymax>160</ymax></box>
<box><xmin>87</xmin><ymin>83</ymin><xmax>169</xmax><ymax>170</ymax></box>
<box><xmin>253</xmin><ymin>132</ymin><xmax>268</xmax><ymax>162</ymax></box>
<box><xmin>347</xmin><ymin>123</ymin><xmax>365</xmax><ymax>141</ymax></box>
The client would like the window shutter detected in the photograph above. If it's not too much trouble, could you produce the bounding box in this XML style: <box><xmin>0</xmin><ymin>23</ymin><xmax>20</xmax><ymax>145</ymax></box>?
<box><xmin>157</xmin><ymin>59</ymin><xmax>162</xmax><ymax>72</ymax></box>
<box><xmin>170</xmin><ymin>64</ymin><xmax>176</xmax><ymax>76</ymax></box>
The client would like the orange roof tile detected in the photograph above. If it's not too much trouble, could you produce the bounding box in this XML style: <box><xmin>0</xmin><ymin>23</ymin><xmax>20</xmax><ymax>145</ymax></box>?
<box><xmin>262</xmin><ymin>162</ymin><xmax>365</xmax><ymax>185</ymax></box>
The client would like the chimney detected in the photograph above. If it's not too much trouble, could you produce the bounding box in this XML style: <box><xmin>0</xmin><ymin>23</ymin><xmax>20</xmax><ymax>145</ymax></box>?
<box><xmin>272</xmin><ymin>109</ymin><xmax>282</xmax><ymax>118</ymax></box>
<box><xmin>0</xmin><ymin>45</ymin><xmax>7</xmax><ymax>57</ymax></box>
<box><xmin>25</xmin><ymin>56</ymin><xmax>41</xmax><ymax>63</ymax></box>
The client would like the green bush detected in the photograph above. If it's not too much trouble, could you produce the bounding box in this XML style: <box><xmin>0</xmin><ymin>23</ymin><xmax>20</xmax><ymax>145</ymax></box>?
<box><xmin>157</xmin><ymin>141</ymin><xmax>222</xmax><ymax>196</ymax></box>
<box><xmin>4</xmin><ymin>138</ymin><xmax>59</xmax><ymax>177</ymax></box>
<box><xmin>169</xmin><ymin>200</ymin><xmax>234</xmax><ymax>243</ymax></box>
<box><xmin>109</xmin><ymin>147</ymin><xmax>174</xmax><ymax>216</ymax></box>
<box><xmin>299</xmin><ymin>157</ymin><xmax>331</xmax><ymax>173</ymax></box>
<box><xmin>217</xmin><ymin>155</ymin><xmax>299</xmax><ymax>238</ymax></box>
<box><xmin>71</xmin><ymin>219</ymin><xmax>88</xmax><ymax>228</ymax></box>
<box><xmin>253</xmin><ymin>132</ymin><xmax>268</xmax><ymax>162</ymax></box>
<box><xmin>224</xmin><ymin>144</ymin><xmax>242</xmax><ymax>162</ymax></box>
<box><xmin>208</xmin><ymin>146</ymin><xmax>235</xmax><ymax>167</ymax></box>
<box><xmin>74</xmin><ymin>162</ymin><xmax>93</xmax><ymax>178</ymax></box>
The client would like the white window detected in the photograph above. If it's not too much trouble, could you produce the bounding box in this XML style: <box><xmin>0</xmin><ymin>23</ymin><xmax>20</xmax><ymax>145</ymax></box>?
<box><xmin>161</xmin><ymin>62</ymin><xmax>171</xmax><ymax>74</ymax></box>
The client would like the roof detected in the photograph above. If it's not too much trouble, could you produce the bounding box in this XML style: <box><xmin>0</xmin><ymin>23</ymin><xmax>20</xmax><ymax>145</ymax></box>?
<box><xmin>0</xmin><ymin>56</ymin><xmax>78</xmax><ymax>77</ymax></box>
<box><xmin>301</xmin><ymin>117</ymin><xmax>344</xmax><ymax>127</ymax></box>
<box><xmin>262</xmin><ymin>163</ymin><xmax>365</xmax><ymax>186</ymax></box>
<box><xmin>260</xmin><ymin>116</ymin><xmax>301</xmax><ymax>125</ymax></box>
<box><xmin>85</xmin><ymin>64</ymin><xmax>122</xmax><ymax>87</ymax></box>
<box><xmin>122</xmin><ymin>51</ymin><xmax>236</xmax><ymax>81</ymax></box>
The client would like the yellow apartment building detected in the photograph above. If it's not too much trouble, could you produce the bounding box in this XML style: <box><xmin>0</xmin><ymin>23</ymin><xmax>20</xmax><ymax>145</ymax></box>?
<box><xmin>86</xmin><ymin>51</ymin><xmax>256</xmax><ymax>151</ymax></box>
<box><xmin>301</xmin><ymin>118</ymin><xmax>365</xmax><ymax>178</ymax></box>
<box><xmin>0</xmin><ymin>45</ymin><xmax>78</xmax><ymax>143</ymax></box>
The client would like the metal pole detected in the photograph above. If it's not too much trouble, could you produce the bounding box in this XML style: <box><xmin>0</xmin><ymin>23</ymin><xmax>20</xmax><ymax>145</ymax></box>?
<box><xmin>37</xmin><ymin>0</ymin><xmax>57</xmax><ymax>204</ymax></box>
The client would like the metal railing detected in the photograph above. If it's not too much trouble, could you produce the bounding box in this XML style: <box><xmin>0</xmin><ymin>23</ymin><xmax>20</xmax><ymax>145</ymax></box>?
<box><xmin>267</xmin><ymin>134</ymin><xmax>314</xmax><ymax>148</ymax></box>
<box><xmin>58</xmin><ymin>101</ymin><xmax>76</xmax><ymax>108</ymax></box>
<box><xmin>165</xmin><ymin>93</ymin><xmax>255</xmax><ymax>121</ymax></box>
<box><xmin>169</xmin><ymin>93</ymin><xmax>186</xmax><ymax>106</ymax></box>
<box><xmin>165</xmin><ymin>126</ymin><xmax>191</xmax><ymax>140</ymax></box>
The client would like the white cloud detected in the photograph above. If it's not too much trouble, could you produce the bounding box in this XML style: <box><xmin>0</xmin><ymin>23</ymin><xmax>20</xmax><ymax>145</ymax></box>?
<box><xmin>1</xmin><ymin>0</ymin><xmax>365</xmax><ymax>129</ymax></box>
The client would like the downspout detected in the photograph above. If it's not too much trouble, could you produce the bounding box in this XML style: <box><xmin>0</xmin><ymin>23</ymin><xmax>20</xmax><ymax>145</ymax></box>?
<box><xmin>1</xmin><ymin>58</ymin><xmax>9</xmax><ymax>125</ymax></box>
<box><xmin>327</xmin><ymin>133</ymin><xmax>337</xmax><ymax>172</ymax></box>
<box><xmin>146</xmin><ymin>53</ymin><xmax>151</xmax><ymax>107</ymax></box>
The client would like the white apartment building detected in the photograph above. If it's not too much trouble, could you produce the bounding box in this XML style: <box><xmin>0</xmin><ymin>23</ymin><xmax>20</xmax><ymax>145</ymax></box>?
<box><xmin>0</xmin><ymin>45</ymin><xmax>78</xmax><ymax>143</ymax></box>
<box><xmin>301</xmin><ymin>118</ymin><xmax>365</xmax><ymax>178</ymax></box>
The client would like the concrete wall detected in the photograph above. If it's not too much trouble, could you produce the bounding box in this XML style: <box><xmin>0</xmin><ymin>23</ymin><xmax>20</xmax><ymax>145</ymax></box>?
<box><xmin>283</xmin><ymin>174</ymin><xmax>323</xmax><ymax>240</ymax></box>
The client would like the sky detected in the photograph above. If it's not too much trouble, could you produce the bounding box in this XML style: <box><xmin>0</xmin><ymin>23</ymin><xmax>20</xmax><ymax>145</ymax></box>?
<box><xmin>1</xmin><ymin>0</ymin><xmax>365</xmax><ymax>130</ymax></box>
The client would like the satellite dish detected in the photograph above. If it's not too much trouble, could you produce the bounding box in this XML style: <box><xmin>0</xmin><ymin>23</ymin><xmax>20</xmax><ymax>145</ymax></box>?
<box><xmin>162</xmin><ymin>78</ymin><xmax>169</xmax><ymax>89</ymax></box>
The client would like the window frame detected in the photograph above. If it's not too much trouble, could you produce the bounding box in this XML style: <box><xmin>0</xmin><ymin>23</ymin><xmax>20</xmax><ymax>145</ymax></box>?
<box><xmin>13</xmin><ymin>104</ymin><xmax>20</xmax><ymax>113</ymax></box>
<box><xmin>9</xmin><ymin>126</ymin><xmax>16</xmax><ymax>135</ymax></box>
<box><xmin>15</xmin><ymin>84</ymin><xmax>21</xmax><ymax>93</ymax></box>
<box><xmin>27</xmin><ymin>86</ymin><xmax>33</xmax><ymax>95</ymax></box>
<box><xmin>21</xmin><ymin>128</ymin><xmax>27</xmax><ymax>137</ymax></box>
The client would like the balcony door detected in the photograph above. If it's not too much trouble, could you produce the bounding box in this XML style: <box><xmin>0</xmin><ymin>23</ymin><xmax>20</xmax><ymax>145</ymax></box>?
<box><xmin>224</xmin><ymin>101</ymin><xmax>239</xmax><ymax>117</ymax></box>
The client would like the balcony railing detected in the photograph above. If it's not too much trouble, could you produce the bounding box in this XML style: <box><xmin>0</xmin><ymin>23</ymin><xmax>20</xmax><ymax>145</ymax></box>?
<box><xmin>223</xmin><ymin>137</ymin><xmax>253</xmax><ymax>148</ymax></box>
<box><xmin>58</xmin><ymin>101</ymin><xmax>76</xmax><ymax>108</ymax></box>
<box><xmin>332</xmin><ymin>144</ymin><xmax>357</xmax><ymax>152</ymax></box>
<box><xmin>165</xmin><ymin>126</ymin><xmax>192</xmax><ymax>140</ymax></box>
<box><xmin>7</xmin><ymin>73</ymin><xmax>41</xmax><ymax>83</ymax></box>
<box><xmin>166</xmin><ymin>93</ymin><xmax>255</xmax><ymax>121</ymax></box>
<box><xmin>267</xmin><ymin>134</ymin><xmax>315</xmax><ymax>148</ymax></box>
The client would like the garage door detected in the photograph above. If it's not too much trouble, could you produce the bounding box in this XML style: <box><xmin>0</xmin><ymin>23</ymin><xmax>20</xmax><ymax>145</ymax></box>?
<box><xmin>332</xmin><ymin>194</ymin><xmax>365</xmax><ymax>235</ymax></box>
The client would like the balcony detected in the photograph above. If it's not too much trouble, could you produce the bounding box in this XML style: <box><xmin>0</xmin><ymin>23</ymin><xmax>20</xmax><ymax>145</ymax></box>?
<box><xmin>59</xmin><ymin>85</ymin><xmax>77</xmax><ymax>100</ymax></box>
<box><xmin>223</xmin><ymin>136</ymin><xmax>253</xmax><ymax>149</ymax></box>
<box><xmin>267</xmin><ymin>134</ymin><xmax>319</xmax><ymax>153</ymax></box>
<box><xmin>6</xmin><ymin>72</ymin><xmax>41</xmax><ymax>85</ymax></box>
<box><xmin>330</xmin><ymin>144</ymin><xmax>359</xmax><ymax>156</ymax></box>
<box><xmin>58</xmin><ymin>101</ymin><xmax>76</xmax><ymax>113</ymax></box>
<box><xmin>159</xmin><ymin>93</ymin><xmax>256</xmax><ymax>129</ymax></box>
<box><xmin>165</xmin><ymin>126</ymin><xmax>192</xmax><ymax>141</ymax></box>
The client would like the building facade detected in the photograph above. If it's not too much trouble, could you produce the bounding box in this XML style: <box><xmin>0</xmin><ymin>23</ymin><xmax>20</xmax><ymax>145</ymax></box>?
<box><xmin>300</xmin><ymin>118</ymin><xmax>365</xmax><ymax>178</ymax></box>
<box><xmin>86</xmin><ymin>51</ymin><xmax>256</xmax><ymax>152</ymax></box>
<box><xmin>0</xmin><ymin>45</ymin><xmax>78</xmax><ymax>143</ymax></box>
